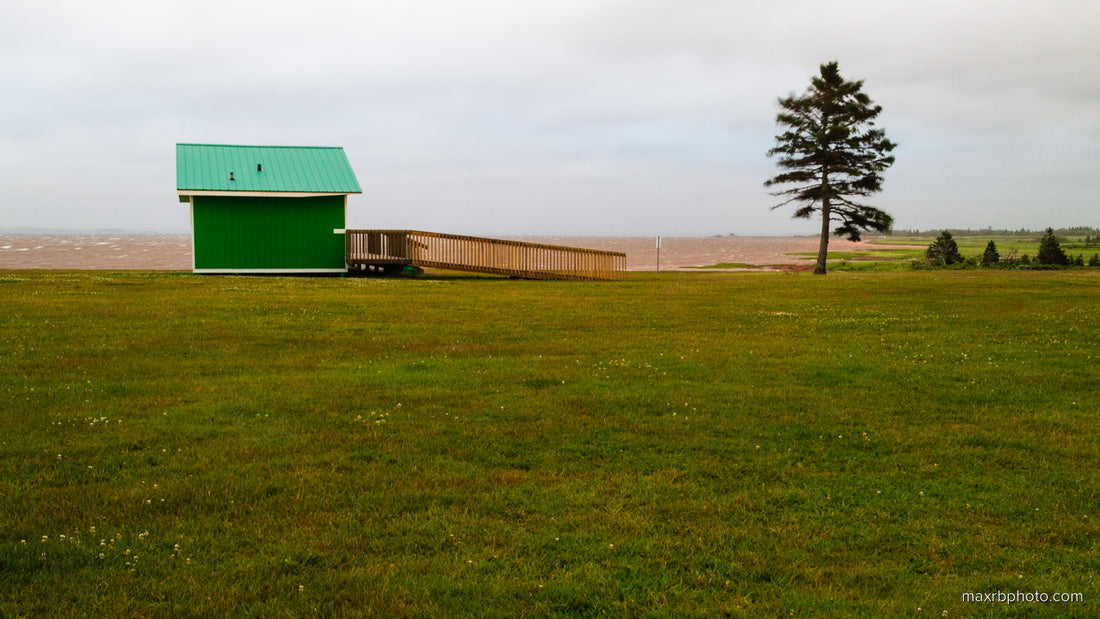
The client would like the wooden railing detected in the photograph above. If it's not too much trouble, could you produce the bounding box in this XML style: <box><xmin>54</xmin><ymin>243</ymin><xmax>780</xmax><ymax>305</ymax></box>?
<box><xmin>346</xmin><ymin>230</ymin><xmax>626</xmax><ymax>281</ymax></box>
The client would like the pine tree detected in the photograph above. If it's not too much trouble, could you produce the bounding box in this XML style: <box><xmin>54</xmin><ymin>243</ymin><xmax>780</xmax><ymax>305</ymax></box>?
<box><xmin>765</xmin><ymin>62</ymin><xmax>896</xmax><ymax>275</ymax></box>
<box><xmin>925</xmin><ymin>230</ymin><xmax>964</xmax><ymax>266</ymax></box>
<box><xmin>1089</xmin><ymin>253</ymin><xmax>1100</xmax><ymax>267</ymax></box>
<box><xmin>1037</xmin><ymin>228</ymin><xmax>1069</xmax><ymax>265</ymax></box>
<box><xmin>980</xmin><ymin>240</ymin><xmax>1000</xmax><ymax>267</ymax></box>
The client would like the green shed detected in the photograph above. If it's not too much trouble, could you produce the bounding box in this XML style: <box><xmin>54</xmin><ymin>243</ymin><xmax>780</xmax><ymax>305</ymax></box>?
<box><xmin>176</xmin><ymin>143</ymin><xmax>362</xmax><ymax>274</ymax></box>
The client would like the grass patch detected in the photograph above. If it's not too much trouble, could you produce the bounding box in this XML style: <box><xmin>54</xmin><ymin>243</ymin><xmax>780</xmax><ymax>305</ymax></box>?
<box><xmin>795</xmin><ymin>234</ymin><xmax>1100</xmax><ymax>269</ymax></box>
<box><xmin>2</xmin><ymin>270</ymin><xmax>1098</xmax><ymax>616</ymax></box>
<box><xmin>871</xmin><ymin>234</ymin><xmax>1100</xmax><ymax>261</ymax></box>
<box><xmin>790</xmin><ymin>249</ymin><xmax>922</xmax><ymax>262</ymax></box>
<box><xmin>685</xmin><ymin>262</ymin><xmax>758</xmax><ymax>269</ymax></box>
<box><xmin>788</xmin><ymin>247</ymin><xmax>923</xmax><ymax>271</ymax></box>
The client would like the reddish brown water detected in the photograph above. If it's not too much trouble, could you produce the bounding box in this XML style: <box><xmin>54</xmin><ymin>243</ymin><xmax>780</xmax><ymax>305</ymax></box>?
<box><xmin>0</xmin><ymin>234</ymin><xmax>193</xmax><ymax>270</ymax></box>
<box><xmin>0</xmin><ymin>233</ymin><xmax>895</xmax><ymax>271</ymax></box>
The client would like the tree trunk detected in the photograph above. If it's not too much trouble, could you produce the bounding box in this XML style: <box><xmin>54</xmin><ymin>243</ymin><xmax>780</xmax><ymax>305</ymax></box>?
<box><xmin>815</xmin><ymin>196</ymin><xmax>830</xmax><ymax>275</ymax></box>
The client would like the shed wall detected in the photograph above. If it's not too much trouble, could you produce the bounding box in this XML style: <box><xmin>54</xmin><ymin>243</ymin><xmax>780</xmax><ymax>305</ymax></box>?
<box><xmin>192</xmin><ymin>195</ymin><xmax>346</xmax><ymax>272</ymax></box>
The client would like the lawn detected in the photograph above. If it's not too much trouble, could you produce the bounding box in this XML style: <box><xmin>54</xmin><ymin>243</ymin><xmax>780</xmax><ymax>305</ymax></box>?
<box><xmin>871</xmin><ymin>234</ymin><xmax>1100</xmax><ymax>264</ymax></box>
<box><xmin>777</xmin><ymin>235</ymin><xmax>1100</xmax><ymax>270</ymax></box>
<box><xmin>1</xmin><ymin>270</ymin><xmax>1097</xmax><ymax>617</ymax></box>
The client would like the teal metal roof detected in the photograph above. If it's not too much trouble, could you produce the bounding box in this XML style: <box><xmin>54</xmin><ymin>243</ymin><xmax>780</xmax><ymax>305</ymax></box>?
<box><xmin>176</xmin><ymin>143</ymin><xmax>362</xmax><ymax>194</ymax></box>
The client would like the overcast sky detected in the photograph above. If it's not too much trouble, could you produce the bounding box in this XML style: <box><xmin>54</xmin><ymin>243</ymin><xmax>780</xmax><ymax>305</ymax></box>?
<box><xmin>2</xmin><ymin>0</ymin><xmax>1097</xmax><ymax>236</ymax></box>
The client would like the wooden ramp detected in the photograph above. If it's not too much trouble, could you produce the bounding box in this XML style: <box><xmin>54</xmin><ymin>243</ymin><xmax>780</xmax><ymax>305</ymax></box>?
<box><xmin>346</xmin><ymin>230</ymin><xmax>626</xmax><ymax>281</ymax></box>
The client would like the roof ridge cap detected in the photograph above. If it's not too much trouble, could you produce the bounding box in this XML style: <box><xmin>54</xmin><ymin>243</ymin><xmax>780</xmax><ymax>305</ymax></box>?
<box><xmin>176</xmin><ymin>143</ymin><xmax>344</xmax><ymax>150</ymax></box>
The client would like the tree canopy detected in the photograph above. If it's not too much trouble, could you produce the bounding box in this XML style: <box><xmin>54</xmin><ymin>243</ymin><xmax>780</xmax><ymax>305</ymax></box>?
<box><xmin>1037</xmin><ymin>228</ymin><xmax>1069</xmax><ymax>265</ymax></box>
<box><xmin>765</xmin><ymin>61</ymin><xmax>896</xmax><ymax>274</ymax></box>
<box><xmin>981</xmin><ymin>240</ymin><xmax>1000</xmax><ymax>266</ymax></box>
<box><xmin>925</xmin><ymin>231</ymin><xmax>964</xmax><ymax>266</ymax></box>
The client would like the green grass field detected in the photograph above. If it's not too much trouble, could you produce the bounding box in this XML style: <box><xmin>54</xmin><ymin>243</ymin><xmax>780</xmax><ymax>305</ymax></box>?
<box><xmin>694</xmin><ymin>235</ymin><xmax>1100</xmax><ymax>271</ymax></box>
<box><xmin>773</xmin><ymin>235</ymin><xmax>1100</xmax><ymax>271</ymax></box>
<box><xmin>869</xmin><ymin>235</ymin><xmax>1100</xmax><ymax>265</ymax></box>
<box><xmin>2</xmin><ymin>270</ymin><xmax>1097</xmax><ymax>617</ymax></box>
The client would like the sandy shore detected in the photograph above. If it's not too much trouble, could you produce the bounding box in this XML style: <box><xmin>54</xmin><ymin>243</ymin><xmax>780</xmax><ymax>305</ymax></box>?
<box><xmin>0</xmin><ymin>233</ymin><xmax>903</xmax><ymax>271</ymax></box>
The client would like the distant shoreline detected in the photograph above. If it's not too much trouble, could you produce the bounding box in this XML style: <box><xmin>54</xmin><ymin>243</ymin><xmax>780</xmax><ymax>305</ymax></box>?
<box><xmin>1</xmin><ymin>232</ymin><xmax>901</xmax><ymax>271</ymax></box>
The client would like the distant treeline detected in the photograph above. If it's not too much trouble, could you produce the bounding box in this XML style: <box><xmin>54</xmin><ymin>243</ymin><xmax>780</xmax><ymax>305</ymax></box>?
<box><xmin>889</xmin><ymin>226</ymin><xmax>1100</xmax><ymax>238</ymax></box>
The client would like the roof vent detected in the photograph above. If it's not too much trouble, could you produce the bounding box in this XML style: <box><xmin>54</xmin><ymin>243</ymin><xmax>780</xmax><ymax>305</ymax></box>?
<box><xmin>257</xmin><ymin>163</ymin><xmax>263</xmax><ymax>172</ymax></box>
<box><xmin>229</xmin><ymin>172</ymin><xmax>236</xmax><ymax>181</ymax></box>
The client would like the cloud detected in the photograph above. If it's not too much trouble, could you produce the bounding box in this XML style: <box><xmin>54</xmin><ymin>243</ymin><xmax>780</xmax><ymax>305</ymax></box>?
<box><xmin>0</xmin><ymin>0</ymin><xmax>1097</xmax><ymax>234</ymax></box>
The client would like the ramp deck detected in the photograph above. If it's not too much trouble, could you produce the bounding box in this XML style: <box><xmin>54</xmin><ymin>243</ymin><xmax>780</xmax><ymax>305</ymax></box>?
<box><xmin>346</xmin><ymin>230</ymin><xmax>626</xmax><ymax>281</ymax></box>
